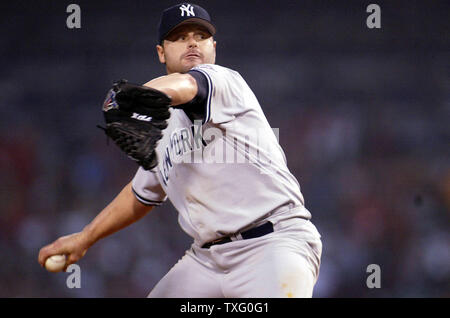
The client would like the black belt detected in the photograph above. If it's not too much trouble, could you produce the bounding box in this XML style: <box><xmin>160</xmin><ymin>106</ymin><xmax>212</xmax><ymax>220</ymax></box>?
<box><xmin>201</xmin><ymin>222</ymin><xmax>274</xmax><ymax>249</ymax></box>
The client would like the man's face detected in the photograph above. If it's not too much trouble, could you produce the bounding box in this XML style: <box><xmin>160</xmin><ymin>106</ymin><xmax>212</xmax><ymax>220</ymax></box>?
<box><xmin>156</xmin><ymin>24</ymin><xmax>216</xmax><ymax>74</ymax></box>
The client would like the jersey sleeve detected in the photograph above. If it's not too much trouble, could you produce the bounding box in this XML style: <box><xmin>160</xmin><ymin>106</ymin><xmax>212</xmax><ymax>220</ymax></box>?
<box><xmin>131</xmin><ymin>167</ymin><xmax>167</xmax><ymax>206</ymax></box>
<box><xmin>189</xmin><ymin>64</ymin><xmax>246</xmax><ymax>125</ymax></box>
<box><xmin>177</xmin><ymin>70</ymin><xmax>209</xmax><ymax>123</ymax></box>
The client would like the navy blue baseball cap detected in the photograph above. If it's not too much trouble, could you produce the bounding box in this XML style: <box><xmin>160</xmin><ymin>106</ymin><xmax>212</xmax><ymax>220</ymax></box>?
<box><xmin>158</xmin><ymin>3</ymin><xmax>216</xmax><ymax>44</ymax></box>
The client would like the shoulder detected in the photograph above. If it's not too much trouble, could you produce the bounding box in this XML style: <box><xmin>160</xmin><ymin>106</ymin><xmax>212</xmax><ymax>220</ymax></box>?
<box><xmin>190</xmin><ymin>64</ymin><xmax>241</xmax><ymax>78</ymax></box>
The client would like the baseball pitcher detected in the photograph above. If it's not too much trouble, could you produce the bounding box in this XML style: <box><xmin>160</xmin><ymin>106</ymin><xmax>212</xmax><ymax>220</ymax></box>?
<box><xmin>38</xmin><ymin>3</ymin><xmax>322</xmax><ymax>298</ymax></box>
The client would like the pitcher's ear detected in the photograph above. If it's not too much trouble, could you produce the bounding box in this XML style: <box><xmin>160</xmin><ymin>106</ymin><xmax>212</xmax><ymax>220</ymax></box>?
<box><xmin>156</xmin><ymin>44</ymin><xmax>166</xmax><ymax>64</ymax></box>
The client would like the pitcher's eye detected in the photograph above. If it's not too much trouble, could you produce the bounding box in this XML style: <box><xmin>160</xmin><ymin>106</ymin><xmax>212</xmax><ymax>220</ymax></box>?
<box><xmin>196</xmin><ymin>33</ymin><xmax>210</xmax><ymax>40</ymax></box>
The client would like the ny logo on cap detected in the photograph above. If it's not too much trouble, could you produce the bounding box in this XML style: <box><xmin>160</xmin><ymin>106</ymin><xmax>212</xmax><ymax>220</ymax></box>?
<box><xmin>179</xmin><ymin>4</ymin><xmax>195</xmax><ymax>17</ymax></box>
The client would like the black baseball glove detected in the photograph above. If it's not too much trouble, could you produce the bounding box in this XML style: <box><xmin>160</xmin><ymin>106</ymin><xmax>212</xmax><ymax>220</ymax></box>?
<box><xmin>98</xmin><ymin>79</ymin><xmax>171</xmax><ymax>170</ymax></box>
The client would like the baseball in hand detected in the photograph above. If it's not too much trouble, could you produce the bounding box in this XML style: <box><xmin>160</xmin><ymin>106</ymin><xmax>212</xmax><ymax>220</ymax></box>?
<box><xmin>44</xmin><ymin>254</ymin><xmax>67</xmax><ymax>272</ymax></box>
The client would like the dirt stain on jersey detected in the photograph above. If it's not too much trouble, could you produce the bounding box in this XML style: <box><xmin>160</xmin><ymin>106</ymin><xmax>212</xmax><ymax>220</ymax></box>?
<box><xmin>281</xmin><ymin>283</ymin><xmax>294</xmax><ymax>298</ymax></box>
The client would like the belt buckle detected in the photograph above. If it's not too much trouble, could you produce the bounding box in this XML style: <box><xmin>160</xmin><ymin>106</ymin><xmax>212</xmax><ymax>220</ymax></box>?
<box><xmin>229</xmin><ymin>232</ymin><xmax>243</xmax><ymax>241</ymax></box>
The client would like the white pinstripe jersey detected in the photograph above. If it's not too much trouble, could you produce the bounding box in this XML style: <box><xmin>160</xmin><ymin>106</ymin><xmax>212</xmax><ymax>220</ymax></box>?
<box><xmin>132</xmin><ymin>64</ymin><xmax>310</xmax><ymax>245</ymax></box>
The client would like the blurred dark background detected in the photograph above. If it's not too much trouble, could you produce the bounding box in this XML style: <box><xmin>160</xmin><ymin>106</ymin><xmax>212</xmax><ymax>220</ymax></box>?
<box><xmin>0</xmin><ymin>0</ymin><xmax>449</xmax><ymax>297</ymax></box>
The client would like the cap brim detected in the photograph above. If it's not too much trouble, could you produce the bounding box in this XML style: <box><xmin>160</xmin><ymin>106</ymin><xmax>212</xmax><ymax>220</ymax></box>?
<box><xmin>163</xmin><ymin>18</ymin><xmax>216</xmax><ymax>41</ymax></box>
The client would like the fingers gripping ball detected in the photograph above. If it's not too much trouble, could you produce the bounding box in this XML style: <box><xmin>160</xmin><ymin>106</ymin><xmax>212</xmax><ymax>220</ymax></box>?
<box><xmin>98</xmin><ymin>79</ymin><xmax>172</xmax><ymax>170</ymax></box>
<box><xmin>45</xmin><ymin>254</ymin><xmax>67</xmax><ymax>273</ymax></box>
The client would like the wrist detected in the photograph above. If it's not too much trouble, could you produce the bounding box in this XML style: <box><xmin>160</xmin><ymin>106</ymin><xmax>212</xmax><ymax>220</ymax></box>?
<box><xmin>80</xmin><ymin>225</ymin><xmax>97</xmax><ymax>248</ymax></box>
